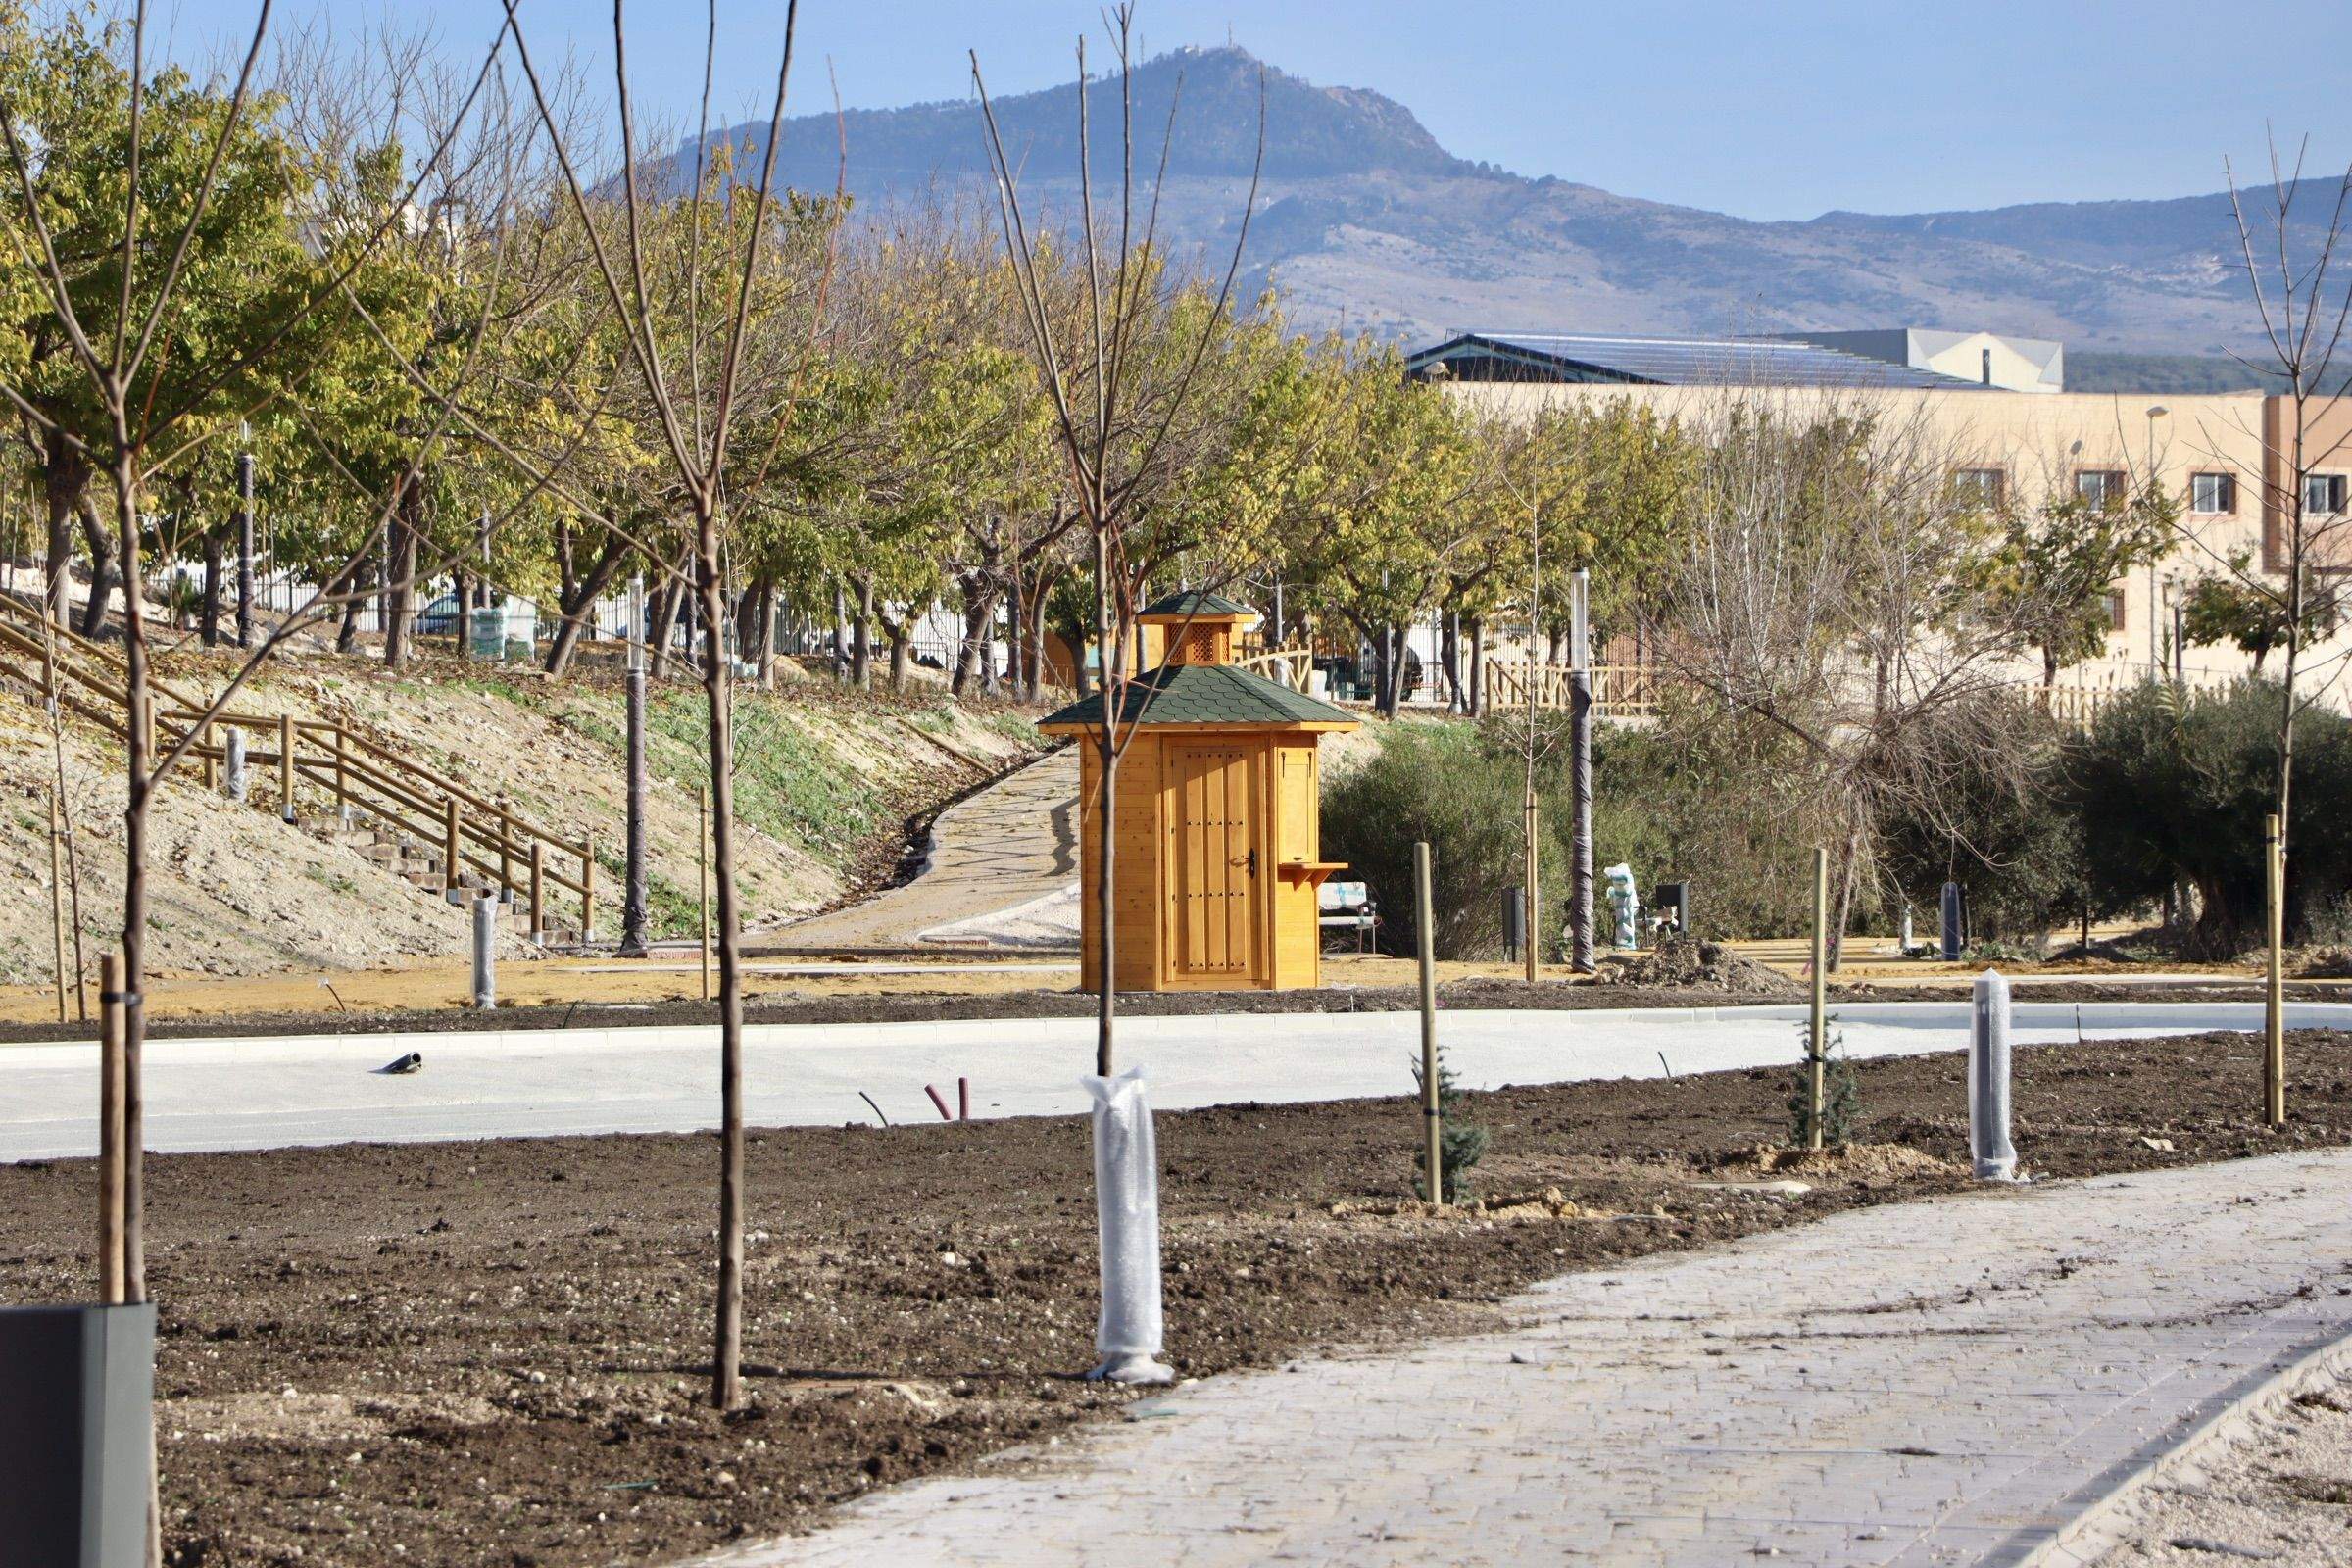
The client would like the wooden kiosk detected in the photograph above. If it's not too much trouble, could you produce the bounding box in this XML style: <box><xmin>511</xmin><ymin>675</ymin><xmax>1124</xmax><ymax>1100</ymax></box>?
<box><xmin>1038</xmin><ymin>592</ymin><xmax>1358</xmax><ymax>992</ymax></box>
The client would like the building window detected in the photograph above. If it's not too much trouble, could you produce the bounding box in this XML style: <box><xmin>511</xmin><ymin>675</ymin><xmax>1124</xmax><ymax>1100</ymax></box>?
<box><xmin>2105</xmin><ymin>588</ymin><xmax>2128</xmax><ymax>631</ymax></box>
<box><xmin>2189</xmin><ymin>472</ymin><xmax>2236</xmax><ymax>514</ymax></box>
<box><xmin>2075</xmin><ymin>469</ymin><xmax>2127</xmax><ymax>508</ymax></box>
<box><xmin>1952</xmin><ymin>466</ymin><xmax>2005</xmax><ymax>507</ymax></box>
<box><xmin>2304</xmin><ymin>473</ymin><xmax>2348</xmax><ymax>515</ymax></box>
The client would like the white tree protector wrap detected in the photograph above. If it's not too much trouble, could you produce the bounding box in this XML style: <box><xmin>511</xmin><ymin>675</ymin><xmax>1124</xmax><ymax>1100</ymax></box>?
<box><xmin>1082</xmin><ymin>1066</ymin><xmax>1175</xmax><ymax>1384</ymax></box>
<box><xmin>1970</xmin><ymin>968</ymin><xmax>2020</xmax><ymax>1181</ymax></box>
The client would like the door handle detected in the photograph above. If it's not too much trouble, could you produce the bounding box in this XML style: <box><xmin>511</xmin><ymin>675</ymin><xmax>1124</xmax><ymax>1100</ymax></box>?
<box><xmin>1240</xmin><ymin>848</ymin><xmax>1257</xmax><ymax>876</ymax></box>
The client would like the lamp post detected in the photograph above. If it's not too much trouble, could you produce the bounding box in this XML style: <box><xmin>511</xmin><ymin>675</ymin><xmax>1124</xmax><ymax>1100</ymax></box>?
<box><xmin>1568</xmin><ymin>567</ymin><xmax>1595</xmax><ymax>973</ymax></box>
<box><xmin>234</xmin><ymin>421</ymin><xmax>255</xmax><ymax>650</ymax></box>
<box><xmin>618</xmin><ymin>574</ymin><xmax>651</xmax><ymax>957</ymax></box>
<box><xmin>2144</xmin><ymin>405</ymin><xmax>2169</xmax><ymax>677</ymax></box>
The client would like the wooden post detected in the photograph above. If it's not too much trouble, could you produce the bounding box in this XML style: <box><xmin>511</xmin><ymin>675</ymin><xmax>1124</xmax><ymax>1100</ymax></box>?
<box><xmin>200</xmin><ymin>718</ymin><xmax>217</xmax><ymax>790</ymax></box>
<box><xmin>496</xmin><ymin>798</ymin><xmax>514</xmax><ymax>898</ymax></box>
<box><xmin>443</xmin><ymin>795</ymin><xmax>462</xmax><ymax>894</ymax></box>
<box><xmin>581</xmin><ymin>836</ymin><xmax>596</xmax><ymax>943</ymax></box>
<box><xmin>332</xmin><ymin>724</ymin><xmax>348</xmax><ymax>812</ymax></box>
<box><xmin>48</xmin><ymin>783</ymin><xmax>69</xmax><ymax>1024</ymax></box>
<box><xmin>1522</xmin><ymin>788</ymin><xmax>1539</xmax><ymax>984</ymax></box>
<box><xmin>2266</xmin><ymin>812</ymin><xmax>2285</xmax><ymax>1128</ymax></box>
<box><xmin>1414</xmin><ymin>840</ymin><xmax>1442</xmax><ymax>1204</ymax></box>
<box><xmin>529</xmin><ymin>841</ymin><xmax>546</xmax><ymax>944</ymax></box>
<box><xmin>1808</xmin><ymin>846</ymin><xmax>1829</xmax><ymax>1151</ymax></box>
<box><xmin>700</xmin><ymin>788</ymin><xmax>711</xmax><ymax>1002</ymax></box>
<box><xmin>277</xmin><ymin>711</ymin><xmax>295</xmax><ymax>820</ymax></box>
<box><xmin>98</xmin><ymin>953</ymin><xmax>126</xmax><ymax>1303</ymax></box>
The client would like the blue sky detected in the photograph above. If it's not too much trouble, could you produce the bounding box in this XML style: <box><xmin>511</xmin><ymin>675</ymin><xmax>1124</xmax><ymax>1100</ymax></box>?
<box><xmin>148</xmin><ymin>0</ymin><xmax>2352</xmax><ymax>220</ymax></box>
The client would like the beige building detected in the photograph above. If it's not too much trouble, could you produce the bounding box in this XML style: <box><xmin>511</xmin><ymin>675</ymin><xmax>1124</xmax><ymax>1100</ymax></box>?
<box><xmin>1414</xmin><ymin>331</ymin><xmax>2352</xmax><ymax>703</ymax></box>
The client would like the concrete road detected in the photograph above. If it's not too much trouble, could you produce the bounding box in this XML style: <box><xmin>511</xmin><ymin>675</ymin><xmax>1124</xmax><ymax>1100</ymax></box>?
<box><xmin>5</xmin><ymin>1000</ymin><xmax>2346</xmax><ymax>1160</ymax></box>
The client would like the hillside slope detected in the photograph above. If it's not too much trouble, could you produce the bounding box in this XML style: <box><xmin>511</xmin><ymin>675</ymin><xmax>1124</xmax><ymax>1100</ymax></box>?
<box><xmin>681</xmin><ymin>44</ymin><xmax>2314</xmax><ymax>356</ymax></box>
<box><xmin>0</xmin><ymin>657</ymin><xmax>1042</xmax><ymax>988</ymax></box>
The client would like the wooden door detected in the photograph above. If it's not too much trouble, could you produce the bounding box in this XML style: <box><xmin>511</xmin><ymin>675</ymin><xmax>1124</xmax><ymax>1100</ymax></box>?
<box><xmin>1167</xmin><ymin>742</ymin><xmax>1257</xmax><ymax>982</ymax></box>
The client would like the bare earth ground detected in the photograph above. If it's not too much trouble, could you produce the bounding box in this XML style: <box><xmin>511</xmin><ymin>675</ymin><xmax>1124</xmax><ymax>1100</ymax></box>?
<box><xmin>2091</xmin><ymin>1371</ymin><xmax>2352</xmax><ymax>1565</ymax></box>
<box><xmin>1</xmin><ymin>652</ymin><xmax>1042</xmax><ymax>990</ymax></box>
<box><xmin>5</xmin><ymin>1029</ymin><xmax>2351</xmax><ymax>1567</ymax></box>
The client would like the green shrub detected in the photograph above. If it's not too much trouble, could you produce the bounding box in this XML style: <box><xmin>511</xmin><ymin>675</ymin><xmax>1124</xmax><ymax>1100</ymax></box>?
<box><xmin>1321</xmin><ymin>722</ymin><xmax>1566</xmax><ymax>959</ymax></box>
<box><xmin>1877</xmin><ymin>697</ymin><xmax>2084</xmax><ymax>948</ymax></box>
<box><xmin>1786</xmin><ymin>1020</ymin><xmax>1860</xmax><ymax>1148</ymax></box>
<box><xmin>1411</xmin><ymin>1045</ymin><xmax>1490</xmax><ymax>1203</ymax></box>
<box><xmin>2061</xmin><ymin>678</ymin><xmax>2352</xmax><ymax>956</ymax></box>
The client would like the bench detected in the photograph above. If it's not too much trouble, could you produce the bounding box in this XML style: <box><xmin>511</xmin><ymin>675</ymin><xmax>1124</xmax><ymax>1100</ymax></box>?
<box><xmin>1318</xmin><ymin>880</ymin><xmax>1378</xmax><ymax>953</ymax></box>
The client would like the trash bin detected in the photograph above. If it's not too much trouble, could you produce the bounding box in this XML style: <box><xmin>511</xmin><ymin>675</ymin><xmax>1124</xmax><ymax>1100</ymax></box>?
<box><xmin>1502</xmin><ymin>886</ymin><xmax>1526</xmax><ymax>960</ymax></box>
<box><xmin>1653</xmin><ymin>881</ymin><xmax>1690</xmax><ymax>938</ymax></box>
<box><xmin>0</xmin><ymin>1301</ymin><xmax>156</xmax><ymax>1567</ymax></box>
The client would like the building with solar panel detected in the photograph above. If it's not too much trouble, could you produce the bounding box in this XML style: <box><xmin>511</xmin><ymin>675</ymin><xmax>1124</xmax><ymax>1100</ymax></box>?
<box><xmin>1397</xmin><ymin>324</ymin><xmax>2351</xmax><ymax>706</ymax></box>
<box><xmin>1403</xmin><ymin>328</ymin><xmax>2063</xmax><ymax>392</ymax></box>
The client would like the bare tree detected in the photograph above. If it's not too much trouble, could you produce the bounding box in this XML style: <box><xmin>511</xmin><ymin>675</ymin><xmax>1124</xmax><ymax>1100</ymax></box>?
<box><xmin>971</xmin><ymin>4</ymin><xmax>1263</xmax><ymax>1074</ymax></box>
<box><xmin>497</xmin><ymin>0</ymin><xmax>835</xmax><ymax>1410</ymax></box>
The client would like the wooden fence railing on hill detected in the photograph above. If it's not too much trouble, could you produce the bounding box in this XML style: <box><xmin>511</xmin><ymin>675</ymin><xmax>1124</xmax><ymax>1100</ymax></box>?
<box><xmin>1238</xmin><ymin>640</ymin><xmax>2238</xmax><ymax>732</ymax></box>
<box><xmin>0</xmin><ymin>594</ymin><xmax>596</xmax><ymax>940</ymax></box>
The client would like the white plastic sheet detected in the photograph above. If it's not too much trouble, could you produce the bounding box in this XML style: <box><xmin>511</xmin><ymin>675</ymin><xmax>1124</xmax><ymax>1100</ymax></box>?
<box><xmin>1970</xmin><ymin>968</ymin><xmax>2019</xmax><ymax>1181</ymax></box>
<box><xmin>1082</xmin><ymin>1066</ymin><xmax>1174</xmax><ymax>1384</ymax></box>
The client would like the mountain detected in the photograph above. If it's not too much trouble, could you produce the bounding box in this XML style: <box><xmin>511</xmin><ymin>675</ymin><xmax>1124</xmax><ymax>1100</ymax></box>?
<box><xmin>670</xmin><ymin>46</ymin><xmax>2324</xmax><ymax>361</ymax></box>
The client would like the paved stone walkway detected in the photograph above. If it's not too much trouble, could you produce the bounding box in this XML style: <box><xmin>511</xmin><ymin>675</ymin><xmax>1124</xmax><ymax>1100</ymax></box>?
<box><xmin>754</xmin><ymin>749</ymin><xmax>1077</xmax><ymax>953</ymax></box>
<box><xmin>698</xmin><ymin>1151</ymin><xmax>2352</xmax><ymax>1568</ymax></box>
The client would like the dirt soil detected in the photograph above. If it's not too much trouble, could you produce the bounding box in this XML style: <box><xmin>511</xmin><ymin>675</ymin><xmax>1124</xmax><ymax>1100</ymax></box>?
<box><xmin>1597</xmin><ymin>935</ymin><xmax>1805</xmax><ymax>995</ymax></box>
<box><xmin>1</xmin><ymin>648</ymin><xmax>1044</xmax><ymax>988</ymax></box>
<box><xmin>7</xmin><ymin>966</ymin><xmax>2350</xmax><ymax>1044</ymax></box>
<box><xmin>6</xmin><ymin>1029</ymin><xmax>2352</xmax><ymax>1567</ymax></box>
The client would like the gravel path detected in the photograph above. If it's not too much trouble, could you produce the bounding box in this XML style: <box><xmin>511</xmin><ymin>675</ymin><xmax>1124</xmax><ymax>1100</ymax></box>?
<box><xmin>754</xmin><ymin>748</ymin><xmax>1077</xmax><ymax>953</ymax></box>
<box><xmin>695</xmin><ymin>1151</ymin><xmax>2352</xmax><ymax>1568</ymax></box>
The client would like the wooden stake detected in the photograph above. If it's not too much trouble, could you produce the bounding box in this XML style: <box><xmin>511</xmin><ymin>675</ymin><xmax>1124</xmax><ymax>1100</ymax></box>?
<box><xmin>200</xmin><ymin>718</ymin><xmax>217</xmax><ymax>790</ymax></box>
<box><xmin>443</xmin><ymin>795</ymin><xmax>462</xmax><ymax>895</ymax></box>
<box><xmin>581</xmin><ymin>835</ymin><xmax>596</xmax><ymax>943</ymax></box>
<box><xmin>1522</xmin><ymin>789</ymin><xmax>1539</xmax><ymax>984</ymax></box>
<box><xmin>2266</xmin><ymin>812</ymin><xmax>2285</xmax><ymax>1128</ymax></box>
<box><xmin>278</xmin><ymin>711</ymin><xmax>294</xmax><ymax>819</ymax></box>
<box><xmin>332</xmin><ymin>724</ymin><xmax>348</xmax><ymax>811</ymax></box>
<box><xmin>1415</xmin><ymin>840</ymin><xmax>1442</xmax><ymax>1204</ymax></box>
<box><xmin>48</xmin><ymin>783</ymin><xmax>68</xmax><ymax>1024</ymax></box>
<box><xmin>1808</xmin><ymin>845</ymin><xmax>1828</xmax><ymax>1152</ymax></box>
<box><xmin>700</xmin><ymin>787</ymin><xmax>712</xmax><ymax>1002</ymax></box>
<box><xmin>98</xmin><ymin>953</ymin><xmax>126</xmax><ymax>1303</ymax></box>
<box><xmin>529</xmin><ymin>841</ymin><xmax>546</xmax><ymax>944</ymax></box>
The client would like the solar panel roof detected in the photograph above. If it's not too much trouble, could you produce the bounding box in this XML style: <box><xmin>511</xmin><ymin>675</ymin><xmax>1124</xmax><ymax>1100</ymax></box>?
<box><xmin>1407</xmin><ymin>331</ymin><xmax>1986</xmax><ymax>390</ymax></box>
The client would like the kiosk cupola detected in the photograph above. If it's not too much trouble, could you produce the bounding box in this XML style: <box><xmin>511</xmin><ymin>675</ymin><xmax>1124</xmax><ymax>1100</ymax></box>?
<box><xmin>1137</xmin><ymin>590</ymin><xmax>1254</xmax><ymax>668</ymax></box>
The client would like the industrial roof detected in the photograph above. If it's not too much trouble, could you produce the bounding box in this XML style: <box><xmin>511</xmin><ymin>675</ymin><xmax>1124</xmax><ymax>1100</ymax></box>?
<box><xmin>1138</xmin><ymin>590</ymin><xmax>1255</xmax><ymax>618</ymax></box>
<box><xmin>1406</xmin><ymin>331</ymin><xmax>1988</xmax><ymax>390</ymax></box>
<box><xmin>1037</xmin><ymin>662</ymin><xmax>1356</xmax><ymax>732</ymax></box>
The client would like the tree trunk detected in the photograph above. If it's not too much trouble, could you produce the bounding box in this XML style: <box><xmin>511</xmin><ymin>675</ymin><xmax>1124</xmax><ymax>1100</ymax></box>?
<box><xmin>1826</xmin><ymin>807</ymin><xmax>1865</xmax><ymax>973</ymax></box>
<box><xmin>382</xmin><ymin>474</ymin><xmax>422</xmax><ymax>670</ymax></box>
<box><xmin>41</xmin><ymin>433</ymin><xmax>87</xmax><ymax>629</ymax></box>
<box><xmin>200</xmin><ymin>529</ymin><xmax>223</xmax><ymax>647</ymax></box>
<box><xmin>886</xmin><ymin>616</ymin><xmax>914</xmax><ymax>694</ymax></box>
<box><xmin>75</xmin><ymin>501</ymin><xmax>113</xmax><ymax>638</ymax></box>
<box><xmin>105</xmin><ymin>451</ymin><xmax>151</xmax><ymax>1302</ymax></box>
<box><xmin>697</xmin><ymin>510</ymin><xmax>748</xmax><ymax>1413</ymax></box>
<box><xmin>543</xmin><ymin>534</ymin><xmax>631</xmax><ymax>676</ymax></box>
<box><xmin>648</xmin><ymin>568</ymin><xmax>687</xmax><ymax>680</ymax></box>
<box><xmin>851</xmin><ymin>578</ymin><xmax>875</xmax><ymax>689</ymax></box>
<box><xmin>1441</xmin><ymin>612</ymin><xmax>1462</xmax><ymax>713</ymax></box>
<box><xmin>1467</xmin><ymin>616</ymin><xmax>1485</xmax><ymax>716</ymax></box>
<box><xmin>336</xmin><ymin>560</ymin><xmax>369</xmax><ymax>654</ymax></box>
<box><xmin>753</xmin><ymin>583</ymin><xmax>777</xmax><ymax>691</ymax></box>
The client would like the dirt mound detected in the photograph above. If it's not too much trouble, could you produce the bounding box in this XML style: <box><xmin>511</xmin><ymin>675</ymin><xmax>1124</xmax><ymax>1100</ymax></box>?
<box><xmin>1742</xmin><ymin>1143</ymin><xmax>1963</xmax><ymax>1181</ymax></box>
<box><xmin>1598</xmin><ymin>936</ymin><xmax>1803</xmax><ymax>996</ymax></box>
<box><xmin>2294</xmin><ymin>949</ymin><xmax>2352</xmax><ymax>980</ymax></box>
<box><xmin>1329</xmin><ymin>1186</ymin><xmax>1609</xmax><ymax>1222</ymax></box>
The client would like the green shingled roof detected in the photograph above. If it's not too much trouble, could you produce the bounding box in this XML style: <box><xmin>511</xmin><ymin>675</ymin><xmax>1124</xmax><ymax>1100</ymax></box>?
<box><xmin>1038</xmin><ymin>662</ymin><xmax>1356</xmax><ymax>731</ymax></box>
<box><xmin>1138</xmin><ymin>589</ymin><xmax>1254</xmax><ymax>618</ymax></box>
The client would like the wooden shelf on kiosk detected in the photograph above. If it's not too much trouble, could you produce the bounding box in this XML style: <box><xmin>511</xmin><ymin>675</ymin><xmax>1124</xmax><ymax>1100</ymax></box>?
<box><xmin>1277</xmin><ymin>860</ymin><xmax>1348</xmax><ymax>886</ymax></box>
